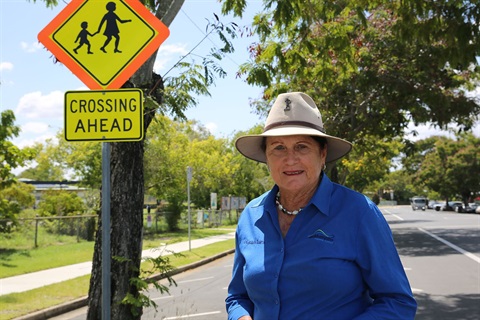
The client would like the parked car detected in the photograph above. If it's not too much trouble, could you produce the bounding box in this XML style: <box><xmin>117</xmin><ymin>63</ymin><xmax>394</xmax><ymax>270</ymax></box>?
<box><xmin>456</xmin><ymin>203</ymin><xmax>478</xmax><ymax>213</ymax></box>
<box><xmin>428</xmin><ymin>200</ymin><xmax>441</xmax><ymax>209</ymax></box>
<box><xmin>410</xmin><ymin>197</ymin><xmax>427</xmax><ymax>211</ymax></box>
<box><xmin>433</xmin><ymin>202</ymin><xmax>445</xmax><ymax>211</ymax></box>
<box><xmin>437</xmin><ymin>201</ymin><xmax>463</xmax><ymax>212</ymax></box>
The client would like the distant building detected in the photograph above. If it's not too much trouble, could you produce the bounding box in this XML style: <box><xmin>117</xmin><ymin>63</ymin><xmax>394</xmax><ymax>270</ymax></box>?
<box><xmin>19</xmin><ymin>179</ymin><xmax>89</xmax><ymax>207</ymax></box>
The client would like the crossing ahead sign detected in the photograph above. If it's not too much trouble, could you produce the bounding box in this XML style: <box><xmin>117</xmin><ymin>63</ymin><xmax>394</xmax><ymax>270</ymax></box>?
<box><xmin>38</xmin><ymin>0</ymin><xmax>169</xmax><ymax>89</ymax></box>
<box><xmin>64</xmin><ymin>89</ymin><xmax>144</xmax><ymax>142</ymax></box>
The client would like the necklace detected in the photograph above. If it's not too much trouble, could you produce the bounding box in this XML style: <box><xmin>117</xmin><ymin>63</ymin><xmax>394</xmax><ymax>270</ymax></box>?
<box><xmin>275</xmin><ymin>191</ymin><xmax>303</xmax><ymax>215</ymax></box>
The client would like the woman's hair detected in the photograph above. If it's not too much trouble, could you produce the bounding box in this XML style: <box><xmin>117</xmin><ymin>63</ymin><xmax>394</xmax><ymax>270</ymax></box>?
<box><xmin>261</xmin><ymin>136</ymin><xmax>327</xmax><ymax>152</ymax></box>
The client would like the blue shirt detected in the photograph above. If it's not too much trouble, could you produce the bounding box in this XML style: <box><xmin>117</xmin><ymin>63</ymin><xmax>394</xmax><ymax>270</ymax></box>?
<box><xmin>226</xmin><ymin>174</ymin><xmax>417</xmax><ymax>320</ymax></box>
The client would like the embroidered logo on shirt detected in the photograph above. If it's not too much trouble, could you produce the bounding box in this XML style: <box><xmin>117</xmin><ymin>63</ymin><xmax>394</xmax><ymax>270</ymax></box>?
<box><xmin>308</xmin><ymin>229</ymin><xmax>334</xmax><ymax>243</ymax></box>
<box><xmin>243</xmin><ymin>239</ymin><xmax>265</xmax><ymax>245</ymax></box>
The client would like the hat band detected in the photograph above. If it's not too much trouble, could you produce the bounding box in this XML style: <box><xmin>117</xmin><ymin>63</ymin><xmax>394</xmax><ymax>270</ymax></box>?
<box><xmin>264</xmin><ymin>121</ymin><xmax>325</xmax><ymax>133</ymax></box>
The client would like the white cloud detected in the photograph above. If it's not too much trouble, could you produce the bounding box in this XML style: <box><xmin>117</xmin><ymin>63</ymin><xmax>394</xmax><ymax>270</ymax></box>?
<box><xmin>13</xmin><ymin>132</ymin><xmax>57</xmax><ymax>148</ymax></box>
<box><xmin>205</xmin><ymin>122</ymin><xmax>218</xmax><ymax>134</ymax></box>
<box><xmin>0</xmin><ymin>61</ymin><xmax>13</xmax><ymax>71</ymax></box>
<box><xmin>158</xmin><ymin>43</ymin><xmax>189</xmax><ymax>56</ymax></box>
<box><xmin>154</xmin><ymin>43</ymin><xmax>189</xmax><ymax>72</ymax></box>
<box><xmin>407</xmin><ymin>121</ymin><xmax>480</xmax><ymax>141</ymax></box>
<box><xmin>16</xmin><ymin>90</ymin><xmax>64</xmax><ymax>119</ymax></box>
<box><xmin>21</xmin><ymin>121</ymin><xmax>50</xmax><ymax>134</ymax></box>
<box><xmin>20</xmin><ymin>41</ymin><xmax>42</xmax><ymax>53</ymax></box>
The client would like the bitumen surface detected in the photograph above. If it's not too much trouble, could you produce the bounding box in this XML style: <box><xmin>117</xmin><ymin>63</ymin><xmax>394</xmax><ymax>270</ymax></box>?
<box><xmin>0</xmin><ymin>231</ymin><xmax>236</xmax><ymax>296</ymax></box>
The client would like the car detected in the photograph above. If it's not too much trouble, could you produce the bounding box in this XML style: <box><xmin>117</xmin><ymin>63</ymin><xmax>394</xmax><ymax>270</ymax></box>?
<box><xmin>428</xmin><ymin>200</ymin><xmax>441</xmax><ymax>209</ymax></box>
<box><xmin>456</xmin><ymin>203</ymin><xmax>478</xmax><ymax>213</ymax></box>
<box><xmin>433</xmin><ymin>202</ymin><xmax>445</xmax><ymax>211</ymax></box>
<box><xmin>437</xmin><ymin>201</ymin><xmax>463</xmax><ymax>212</ymax></box>
<box><xmin>410</xmin><ymin>197</ymin><xmax>427</xmax><ymax>211</ymax></box>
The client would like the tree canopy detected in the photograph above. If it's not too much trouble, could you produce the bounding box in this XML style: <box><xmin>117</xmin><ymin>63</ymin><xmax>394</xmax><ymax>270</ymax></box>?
<box><xmin>221</xmin><ymin>0</ymin><xmax>480</xmax><ymax>144</ymax></box>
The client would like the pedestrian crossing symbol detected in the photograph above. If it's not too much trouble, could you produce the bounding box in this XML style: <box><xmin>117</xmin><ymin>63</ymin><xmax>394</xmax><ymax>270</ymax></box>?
<box><xmin>38</xmin><ymin>0</ymin><xmax>170</xmax><ymax>89</ymax></box>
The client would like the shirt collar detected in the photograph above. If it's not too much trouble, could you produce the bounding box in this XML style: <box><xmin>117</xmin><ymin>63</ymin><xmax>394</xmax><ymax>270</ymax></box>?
<box><xmin>311</xmin><ymin>173</ymin><xmax>333</xmax><ymax>217</ymax></box>
<box><xmin>264</xmin><ymin>172</ymin><xmax>333</xmax><ymax>217</ymax></box>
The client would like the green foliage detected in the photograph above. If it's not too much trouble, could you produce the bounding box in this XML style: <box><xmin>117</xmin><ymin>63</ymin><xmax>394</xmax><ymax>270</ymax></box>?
<box><xmin>0</xmin><ymin>110</ymin><xmax>36</xmax><ymax>188</ymax></box>
<box><xmin>342</xmin><ymin>136</ymin><xmax>402</xmax><ymax>192</ymax></box>
<box><xmin>221</xmin><ymin>0</ymin><xmax>480</xmax><ymax>184</ymax></box>
<box><xmin>55</xmin><ymin>133</ymin><xmax>102</xmax><ymax>189</ymax></box>
<box><xmin>370</xmin><ymin>170</ymin><xmax>418</xmax><ymax>205</ymax></box>
<box><xmin>416</xmin><ymin>133</ymin><xmax>480</xmax><ymax>203</ymax></box>
<box><xmin>0</xmin><ymin>110</ymin><xmax>36</xmax><ymax>232</ymax></box>
<box><xmin>0</xmin><ymin>183</ymin><xmax>35</xmax><ymax>232</ymax></box>
<box><xmin>118</xmin><ymin>253</ymin><xmax>179</xmax><ymax>317</ymax></box>
<box><xmin>145</xmin><ymin>116</ymin><xmax>271</xmax><ymax>231</ymax></box>
<box><xmin>0</xmin><ymin>199</ymin><xmax>21</xmax><ymax>233</ymax></box>
<box><xmin>37</xmin><ymin>190</ymin><xmax>85</xmax><ymax>217</ymax></box>
<box><xmin>17</xmin><ymin>141</ymin><xmax>65</xmax><ymax>181</ymax></box>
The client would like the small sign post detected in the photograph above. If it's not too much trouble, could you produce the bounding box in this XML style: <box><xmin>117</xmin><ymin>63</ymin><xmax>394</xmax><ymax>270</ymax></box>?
<box><xmin>187</xmin><ymin>166</ymin><xmax>192</xmax><ymax>251</ymax></box>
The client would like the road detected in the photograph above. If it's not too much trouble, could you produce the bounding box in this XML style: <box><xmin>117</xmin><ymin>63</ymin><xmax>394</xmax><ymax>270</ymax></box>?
<box><xmin>384</xmin><ymin>206</ymin><xmax>480</xmax><ymax>320</ymax></box>
<box><xmin>51</xmin><ymin>206</ymin><xmax>480</xmax><ymax>320</ymax></box>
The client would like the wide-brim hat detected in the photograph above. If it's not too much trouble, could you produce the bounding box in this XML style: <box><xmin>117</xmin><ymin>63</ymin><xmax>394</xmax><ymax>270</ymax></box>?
<box><xmin>235</xmin><ymin>92</ymin><xmax>352</xmax><ymax>163</ymax></box>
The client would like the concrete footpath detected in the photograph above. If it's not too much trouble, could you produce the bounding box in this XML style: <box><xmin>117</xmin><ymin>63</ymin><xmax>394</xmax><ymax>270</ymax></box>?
<box><xmin>0</xmin><ymin>232</ymin><xmax>236</xmax><ymax>296</ymax></box>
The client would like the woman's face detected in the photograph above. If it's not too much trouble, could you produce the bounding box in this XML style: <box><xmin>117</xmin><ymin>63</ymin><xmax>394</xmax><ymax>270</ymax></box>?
<box><xmin>265</xmin><ymin>135</ymin><xmax>327</xmax><ymax>194</ymax></box>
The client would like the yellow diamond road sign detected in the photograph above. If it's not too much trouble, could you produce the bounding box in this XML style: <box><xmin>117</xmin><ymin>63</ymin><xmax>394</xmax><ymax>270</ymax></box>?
<box><xmin>38</xmin><ymin>0</ymin><xmax>170</xmax><ymax>89</ymax></box>
<box><xmin>65</xmin><ymin>89</ymin><xmax>144</xmax><ymax>142</ymax></box>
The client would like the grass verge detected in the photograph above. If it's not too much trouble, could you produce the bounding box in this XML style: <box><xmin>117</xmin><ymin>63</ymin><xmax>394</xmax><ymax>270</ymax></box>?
<box><xmin>0</xmin><ymin>228</ymin><xmax>235</xmax><ymax>278</ymax></box>
<box><xmin>0</xmin><ymin>239</ymin><xmax>235</xmax><ymax>319</ymax></box>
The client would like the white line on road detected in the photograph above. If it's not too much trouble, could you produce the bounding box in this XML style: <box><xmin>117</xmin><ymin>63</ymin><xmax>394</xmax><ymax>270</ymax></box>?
<box><xmin>177</xmin><ymin>276</ymin><xmax>214</xmax><ymax>284</ymax></box>
<box><xmin>151</xmin><ymin>295</ymin><xmax>174</xmax><ymax>301</ymax></box>
<box><xmin>163</xmin><ymin>311</ymin><xmax>221</xmax><ymax>319</ymax></box>
<box><xmin>383</xmin><ymin>210</ymin><xmax>404</xmax><ymax>221</ymax></box>
<box><xmin>418</xmin><ymin>227</ymin><xmax>480</xmax><ymax>264</ymax></box>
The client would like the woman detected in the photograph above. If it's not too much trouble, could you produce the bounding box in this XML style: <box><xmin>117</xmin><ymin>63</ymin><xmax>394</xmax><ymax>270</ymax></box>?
<box><xmin>226</xmin><ymin>92</ymin><xmax>417</xmax><ymax>319</ymax></box>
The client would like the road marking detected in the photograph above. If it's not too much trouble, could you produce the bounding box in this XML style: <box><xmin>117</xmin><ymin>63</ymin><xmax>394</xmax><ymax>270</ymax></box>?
<box><xmin>418</xmin><ymin>227</ymin><xmax>480</xmax><ymax>264</ymax></box>
<box><xmin>383</xmin><ymin>210</ymin><xmax>404</xmax><ymax>221</ymax></box>
<box><xmin>411</xmin><ymin>288</ymin><xmax>423</xmax><ymax>293</ymax></box>
<box><xmin>177</xmin><ymin>276</ymin><xmax>214</xmax><ymax>284</ymax></box>
<box><xmin>151</xmin><ymin>295</ymin><xmax>174</xmax><ymax>301</ymax></box>
<box><xmin>163</xmin><ymin>311</ymin><xmax>221</xmax><ymax>319</ymax></box>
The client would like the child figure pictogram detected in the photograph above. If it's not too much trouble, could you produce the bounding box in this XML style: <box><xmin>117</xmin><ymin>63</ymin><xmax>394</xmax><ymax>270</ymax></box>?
<box><xmin>73</xmin><ymin>21</ymin><xmax>94</xmax><ymax>54</ymax></box>
<box><xmin>96</xmin><ymin>1</ymin><xmax>131</xmax><ymax>53</ymax></box>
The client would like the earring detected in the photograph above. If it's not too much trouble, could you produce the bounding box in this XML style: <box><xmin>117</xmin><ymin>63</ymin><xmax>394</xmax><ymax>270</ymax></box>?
<box><xmin>323</xmin><ymin>164</ymin><xmax>327</xmax><ymax>171</ymax></box>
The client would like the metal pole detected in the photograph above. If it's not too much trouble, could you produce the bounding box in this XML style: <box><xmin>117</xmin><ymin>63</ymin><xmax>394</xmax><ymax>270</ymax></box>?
<box><xmin>101</xmin><ymin>142</ymin><xmax>111</xmax><ymax>320</ymax></box>
<box><xmin>34</xmin><ymin>215</ymin><xmax>39</xmax><ymax>248</ymax></box>
<box><xmin>186</xmin><ymin>166</ymin><xmax>192</xmax><ymax>251</ymax></box>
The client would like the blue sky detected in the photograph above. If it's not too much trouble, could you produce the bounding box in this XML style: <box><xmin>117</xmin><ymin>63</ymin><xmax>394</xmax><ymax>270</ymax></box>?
<box><xmin>1</xmin><ymin>0</ymin><xmax>479</xmax><ymax>160</ymax></box>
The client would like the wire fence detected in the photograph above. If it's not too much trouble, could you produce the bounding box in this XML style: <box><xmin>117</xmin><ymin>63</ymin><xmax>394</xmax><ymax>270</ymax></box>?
<box><xmin>0</xmin><ymin>209</ymin><xmax>241</xmax><ymax>248</ymax></box>
<box><xmin>0</xmin><ymin>215</ymin><xmax>98</xmax><ymax>248</ymax></box>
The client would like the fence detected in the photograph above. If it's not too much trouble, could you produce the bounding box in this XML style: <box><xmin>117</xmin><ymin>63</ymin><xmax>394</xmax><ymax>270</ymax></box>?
<box><xmin>0</xmin><ymin>215</ymin><xmax>97</xmax><ymax>248</ymax></box>
<box><xmin>1</xmin><ymin>208</ymin><xmax>243</xmax><ymax>248</ymax></box>
<box><xmin>143</xmin><ymin>209</ymin><xmax>242</xmax><ymax>233</ymax></box>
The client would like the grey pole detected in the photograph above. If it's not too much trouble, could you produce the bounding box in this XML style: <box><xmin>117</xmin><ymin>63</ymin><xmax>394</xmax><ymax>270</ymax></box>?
<box><xmin>186</xmin><ymin>166</ymin><xmax>192</xmax><ymax>251</ymax></box>
<box><xmin>101</xmin><ymin>142</ymin><xmax>111</xmax><ymax>320</ymax></box>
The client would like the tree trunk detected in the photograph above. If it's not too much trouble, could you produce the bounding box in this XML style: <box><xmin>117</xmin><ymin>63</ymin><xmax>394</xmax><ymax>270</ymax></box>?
<box><xmin>86</xmin><ymin>1</ymin><xmax>183</xmax><ymax>319</ymax></box>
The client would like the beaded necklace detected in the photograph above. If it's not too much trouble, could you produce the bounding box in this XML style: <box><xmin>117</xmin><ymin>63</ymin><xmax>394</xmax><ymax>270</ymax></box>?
<box><xmin>275</xmin><ymin>191</ymin><xmax>303</xmax><ymax>215</ymax></box>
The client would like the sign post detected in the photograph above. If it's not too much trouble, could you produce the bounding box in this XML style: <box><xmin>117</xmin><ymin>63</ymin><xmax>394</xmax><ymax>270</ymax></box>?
<box><xmin>101</xmin><ymin>142</ymin><xmax>111</xmax><ymax>320</ymax></box>
<box><xmin>186</xmin><ymin>166</ymin><xmax>192</xmax><ymax>251</ymax></box>
<box><xmin>38</xmin><ymin>0</ymin><xmax>170</xmax><ymax>318</ymax></box>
